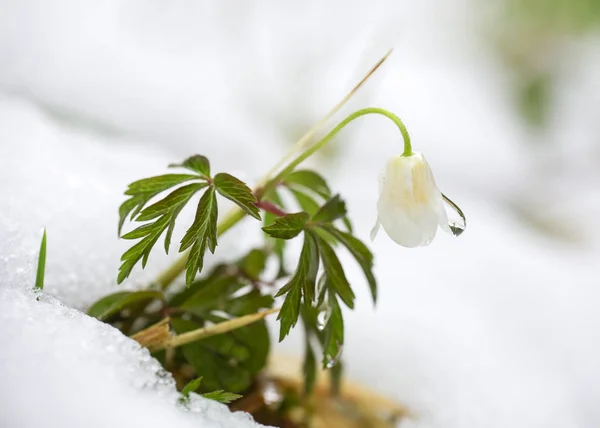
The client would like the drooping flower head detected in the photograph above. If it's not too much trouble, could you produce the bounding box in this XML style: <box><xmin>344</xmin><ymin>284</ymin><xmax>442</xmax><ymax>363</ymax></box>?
<box><xmin>371</xmin><ymin>152</ymin><xmax>464</xmax><ymax>247</ymax></box>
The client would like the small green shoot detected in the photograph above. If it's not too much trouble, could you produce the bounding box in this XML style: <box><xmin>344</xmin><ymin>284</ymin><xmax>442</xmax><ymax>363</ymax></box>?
<box><xmin>35</xmin><ymin>228</ymin><xmax>47</xmax><ymax>290</ymax></box>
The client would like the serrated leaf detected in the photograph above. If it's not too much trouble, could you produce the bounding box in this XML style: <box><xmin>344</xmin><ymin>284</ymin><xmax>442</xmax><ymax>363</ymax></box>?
<box><xmin>262</xmin><ymin>189</ymin><xmax>287</xmax><ymax>278</ymax></box>
<box><xmin>118</xmin><ymin>183</ymin><xmax>206</xmax><ymax>283</ymax></box>
<box><xmin>180</xmin><ymin>186</ymin><xmax>218</xmax><ymax>285</ymax></box>
<box><xmin>262</xmin><ymin>212</ymin><xmax>309</xmax><ymax>240</ymax></box>
<box><xmin>316</xmin><ymin>237</ymin><xmax>355</xmax><ymax>309</ymax></box>
<box><xmin>276</xmin><ymin>233</ymin><xmax>319</xmax><ymax>341</ymax></box>
<box><xmin>322</xmin><ymin>293</ymin><xmax>344</xmax><ymax>368</ymax></box>
<box><xmin>214</xmin><ymin>173</ymin><xmax>261</xmax><ymax>220</ymax></box>
<box><xmin>119</xmin><ymin>173</ymin><xmax>204</xmax><ymax>236</ymax></box>
<box><xmin>118</xmin><ymin>234</ymin><xmax>163</xmax><ymax>283</ymax></box>
<box><xmin>181</xmin><ymin>377</ymin><xmax>203</xmax><ymax>398</ymax></box>
<box><xmin>170</xmin><ymin>155</ymin><xmax>211</xmax><ymax>178</ymax></box>
<box><xmin>342</xmin><ymin>216</ymin><xmax>353</xmax><ymax>233</ymax></box>
<box><xmin>202</xmin><ymin>390</ymin><xmax>243</xmax><ymax>404</ymax></box>
<box><xmin>118</xmin><ymin>193</ymin><xmax>155</xmax><ymax>236</ymax></box>
<box><xmin>303</xmin><ymin>233</ymin><xmax>319</xmax><ymax>304</ymax></box>
<box><xmin>316</xmin><ymin>273</ymin><xmax>328</xmax><ymax>308</ymax></box>
<box><xmin>136</xmin><ymin>183</ymin><xmax>207</xmax><ymax>221</ymax></box>
<box><xmin>285</xmin><ymin>169</ymin><xmax>331</xmax><ymax>199</ymax></box>
<box><xmin>277</xmin><ymin>282</ymin><xmax>302</xmax><ymax>342</ymax></box>
<box><xmin>126</xmin><ymin>174</ymin><xmax>201</xmax><ymax>195</ymax></box>
<box><xmin>35</xmin><ymin>228</ymin><xmax>47</xmax><ymax>290</ymax></box>
<box><xmin>312</xmin><ymin>194</ymin><xmax>347</xmax><ymax>223</ymax></box>
<box><xmin>320</xmin><ymin>225</ymin><xmax>377</xmax><ymax>304</ymax></box>
<box><xmin>87</xmin><ymin>290</ymin><xmax>163</xmax><ymax>321</ymax></box>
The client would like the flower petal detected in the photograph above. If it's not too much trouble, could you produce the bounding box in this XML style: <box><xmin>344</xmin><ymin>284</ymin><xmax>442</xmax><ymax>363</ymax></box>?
<box><xmin>375</xmin><ymin>153</ymin><xmax>445</xmax><ymax>247</ymax></box>
<box><xmin>421</xmin><ymin>155</ymin><xmax>451</xmax><ymax>235</ymax></box>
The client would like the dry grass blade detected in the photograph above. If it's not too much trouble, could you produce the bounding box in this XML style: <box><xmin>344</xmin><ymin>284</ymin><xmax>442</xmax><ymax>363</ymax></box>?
<box><xmin>261</xmin><ymin>48</ymin><xmax>394</xmax><ymax>181</ymax></box>
<box><xmin>131</xmin><ymin>317</ymin><xmax>171</xmax><ymax>349</ymax></box>
<box><xmin>146</xmin><ymin>308</ymin><xmax>280</xmax><ymax>352</ymax></box>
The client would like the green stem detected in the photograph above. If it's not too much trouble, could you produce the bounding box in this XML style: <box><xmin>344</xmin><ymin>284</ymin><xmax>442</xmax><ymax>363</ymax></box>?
<box><xmin>154</xmin><ymin>107</ymin><xmax>410</xmax><ymax>290</ymax></box>
<box><xmin>259</xmin><ymin>107</ymin><xmax>411</xmax><ymax>198</ymax></box>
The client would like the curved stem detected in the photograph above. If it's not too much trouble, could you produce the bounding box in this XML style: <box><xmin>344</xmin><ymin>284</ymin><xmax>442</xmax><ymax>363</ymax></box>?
<box><xmin>260</xmin><ymin>107</ymin><xmax>411</xmax><ymax>198</ymax></box>
<box><xmin>154</xmin><ymin>107</ymin><xmax>411</xmax><ymax>290</ymax></box>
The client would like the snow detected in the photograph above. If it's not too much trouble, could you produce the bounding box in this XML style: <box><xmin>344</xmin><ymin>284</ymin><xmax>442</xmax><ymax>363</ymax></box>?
<box><xmin>0</xmin><ymin>287</ymin><xmax>267</xmax><ymax>428</ymax></box>
<box><xmin>1</xmin><ymin>0</ymin><xmax>600</xmax><ymax>427</ymax></box>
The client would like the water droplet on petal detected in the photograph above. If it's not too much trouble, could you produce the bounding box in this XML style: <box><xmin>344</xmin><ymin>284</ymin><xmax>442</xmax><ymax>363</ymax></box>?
<box><xmin>449</xmin><ymin>222</ymin><xmax>465</xmax><ymax>237</ymax></box>
<box><xmin>442</xmin><ymin>193</ymin><xmax>466</xmax><ymax>237</ymax></box>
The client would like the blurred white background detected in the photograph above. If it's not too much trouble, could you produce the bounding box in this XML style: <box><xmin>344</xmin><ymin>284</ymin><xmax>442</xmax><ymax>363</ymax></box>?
<box><xmin>1</xmin><ymin>1</ymin><xmax>599</xmax><ymax>427</ymax></box>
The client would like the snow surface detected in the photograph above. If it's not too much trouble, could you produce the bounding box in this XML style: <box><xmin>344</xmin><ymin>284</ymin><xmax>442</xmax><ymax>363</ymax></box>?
<box><xmin>1</xmin><ymin>1</ymin><xmax>600</xmax><ymax>427</ymax></box>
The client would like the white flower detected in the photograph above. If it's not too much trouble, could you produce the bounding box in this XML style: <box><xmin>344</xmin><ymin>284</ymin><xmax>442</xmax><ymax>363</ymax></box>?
<box><xmin>370</xmin><ymin>152</ymin><xmax>454</xmax><ymax>247</ymax></box>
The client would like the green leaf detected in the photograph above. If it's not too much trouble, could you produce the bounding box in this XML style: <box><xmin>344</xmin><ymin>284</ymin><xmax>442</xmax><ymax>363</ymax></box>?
<box><xmin>316</xmin><ymin>238</ymin><xmax>355</xmax><ymax>309</ymax></box>
<box><xmin>302</xmin><ymin>337</ymin><xmax>317</xmax><ymax>396</ymax></box>
<box><xmin>342</xmin><ymin>216</ymin><xmax>353</xmax><ymax>233</ymax></box>
<box><xmin>276</xmin><ymin>233</ymin><xmax>319</xmax><ymax>341</ymax></box>
<box><xmin>135</xmin><ymin>183</ymin><xmax>208</xmax><ymax>222</ymax></box>
<box><xmin>239</xmin><ymin>248</ymin><xmax>268</xmax><ymax>281</ymax></box>
<box><xmin>322</xmin><ymin>293</ymin><xmax>344</xmax><ymax>368</ymax></box>
<box><xmin>181</xmin><ymin>377</ymin><xmax>203</xmax><ymax>398</ymax></box>
<box><xmin>316</xmin><ymin>273</ymin><xmax>328</xmax><ymax>309</ymax></box>
<box><xmin>180</xmin><ymin>274</ymin><xmax>271</xmax><ymax>318</ymax></box>
<box><xmin>320</xmin><ymin>225</ymin><xmax>377</xmax><ymax>304</ymax></box>
<box><xmin>170</xmin><ymin>155</ymin><xmax>211</xmax><ymax>178</ymax></box>
<box><xmin>284</xmin><ymin>170</ymin><xmax>331</xmax><ymax>199</ymax></box>
<box><xmin>118</xmin><ymin>193</ymin><xmax>155</xmax><ymax>236</ymax></box>
<box><xmin>262</xmin><ymin>212</ymin><xmax>309</xmax><ymax>240</ymax></box>
<box><xmin>118</xmin><ymin>183</ymin><xmax>206</xmax><ymax>283</ymax></box>
<box><xmin>119</xmin><ymin>173</ymin><xmax>204</xmax><ymax>235</ymax></box>
<box><xmin>172</xmin><ymin>315</ymin><xmax>269</xmax><ymax>393</ymax></box>
<box><xmin>35</xmin><ymin>228</ymin><xmax>47</xmax><ymax>290</ymax></box>
<box><xmin>126</xmin><ymin>174</ymin><xmax>201</xmax><ymax>195</ymax></box>
<box><xmin>214</xmin><ymin>173</ymin><xmax>260</xmax><ymax>220</ymax></box>
<box><xmin>289</xmin><ymin>188</ymin><xmax>320</xmax><ymax>216</ymax></box>
<box><xmin>312</xmin><ymin>194</ymin><xmax>347</xmax><ymax>224</ymax></box>
<box><xmin>202</xmin><ymin>390</ymin><xmax>243</xmax><ymax>404</ymax></box>
<box><xmin>87</xmin><ymin>290</ymin><xmax>163</xmax><ymax>321</ymax></box>
<box><xmin>303</xmin><ymin>233</ymin><xmax>319</xmax><ymax>305</ymax></box>
<box><xmin>180</xmin><ymin>186</ymin><xmax>218</xmax><ymax>285</ymax></box>
<box><xmin>262</xmin><ymin>189</ymin><xmax>287</xmax><ymax>278</ymax></box>
<box><xmin>225</xmin><ymin>289</ymin><xmax>274</xmax><ymax>317</ymax></box>
<box><xmin>277</xmin><ymin>283</ymin><xmax>302</xmax><ymax>342</ymax></box>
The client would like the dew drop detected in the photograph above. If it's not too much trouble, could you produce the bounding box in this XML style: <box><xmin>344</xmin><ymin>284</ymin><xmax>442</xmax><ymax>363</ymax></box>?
<box><xmin>316</xmin><ymin>305</ymin><xmax>331</xmax><ymax>331</ymax></box>
<box><xmin>449</xmin><ymin>222</ymin><xmax>465</xmax><ymax>237</ymax></box>
<box><xmin>325</xmin><ymin>358</ymin><xmax>336</xmax><ymax>369</ymax></box>
<box><xmin>261</xmin><ymin>381</ymin><xmax>284</xmax><ymax>409</ymax></box>
<box><xmin>442</xmin><ymin>193</ymin><xmax>466</xmax><ymax>237</ymax></box>
<box><xmin>325</xmin><ymin>344</ymin><xmax>344</xmax><ymax>368</ymax></box>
